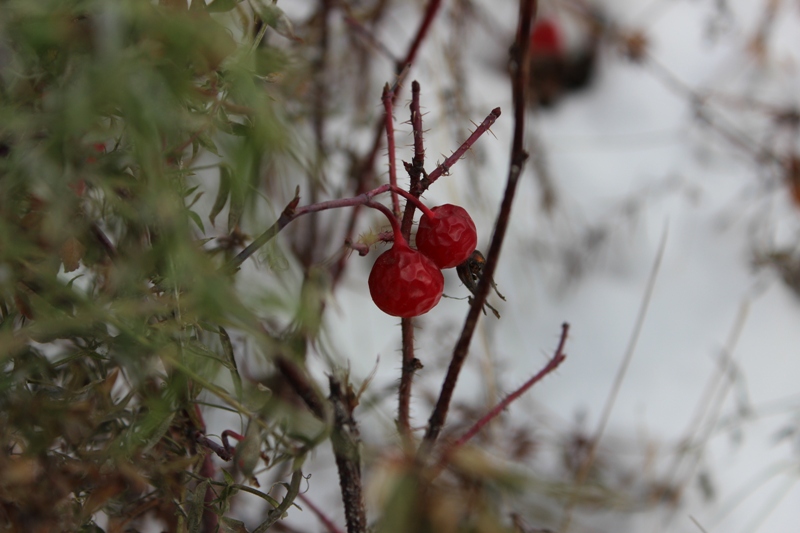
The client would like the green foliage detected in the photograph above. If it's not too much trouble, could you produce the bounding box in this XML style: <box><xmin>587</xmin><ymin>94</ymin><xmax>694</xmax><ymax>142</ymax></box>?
<box><xmin>0</xmin><ymin>0</ymin><xmax>306</xmax><ymax>530</ymax></box>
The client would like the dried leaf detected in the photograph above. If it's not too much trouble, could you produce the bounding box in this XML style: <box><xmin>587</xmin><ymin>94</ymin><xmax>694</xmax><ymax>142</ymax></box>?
<box><xmin>60</xmin><ymin>236</ymin><xmax>86</xmax><ymax>273</ymax></box>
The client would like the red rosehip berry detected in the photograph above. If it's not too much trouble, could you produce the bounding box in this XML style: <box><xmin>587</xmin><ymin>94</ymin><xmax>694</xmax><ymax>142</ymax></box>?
<box><xmin>415</xmin><ymin>204</ymin><xmax>477</xmax><ymax>269</ymax></box>
<box><xmin>368</xmin><ymin>240</ymin><xmax>444</xmax><ymax>318</ymax></box>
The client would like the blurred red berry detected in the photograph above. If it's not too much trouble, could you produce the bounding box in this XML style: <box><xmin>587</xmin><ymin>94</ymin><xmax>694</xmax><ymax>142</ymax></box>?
<box><xmin>415</xmin><ymin>204</ymin><xmax>477</xmax><ymax>269</ymax></box>
<box><xmin>530</xmin><ymin>18</ymin><xmax>562</xmax><ymax>57</ymax></box>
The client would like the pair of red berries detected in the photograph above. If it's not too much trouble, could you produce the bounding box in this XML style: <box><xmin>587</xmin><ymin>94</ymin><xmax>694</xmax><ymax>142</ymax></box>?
<box><xmin>368</xmin><ymin>203</ymin><xmax>477</xmax><ymax>318</ymax></box>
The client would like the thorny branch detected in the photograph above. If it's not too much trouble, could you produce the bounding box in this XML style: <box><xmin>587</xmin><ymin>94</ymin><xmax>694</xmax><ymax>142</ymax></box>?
<box><xmin>227</xmin><ymin>184</ymin><xmax>392</xmax><ymax>271</ymax></box>
<box><xmin>430</xmin><ymin>323</ymin><xmax>569</xmax><ymax>479</ymax></box>
<box><xmin>451</xmin><ymin>323</ymin><xmax>568</xmax><ymax>451</ymax></box>
<box><xmin>332</xmin><ymin>0</ymin><xmax>444</xmax><ymax>284</ymax></box>
<box><xmin>329</xmin><ymin>375</ymin><xmax>367</xmax><ymax>533</ymax></box>
<box><xmin>382</xmin><ymin>84</ymin><xmax>401</xmax><ymax>218</ymax></box>
<box><xmin>420</xmin><ymin>0</ymin><xmax>536</xmax><ymax>454</ymax></box>
<box><xmin>398</xmin><ymin>80</ymin><xmax>426</xmax><ymax>438</ymax></box>
<box><xmin>414</xmin><ymin>106</ymin><xmax>502</xmax><ymax>196</ymax></box>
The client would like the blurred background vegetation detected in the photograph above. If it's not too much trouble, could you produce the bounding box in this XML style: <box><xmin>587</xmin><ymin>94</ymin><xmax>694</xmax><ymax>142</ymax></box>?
<box><xmin>0</xmin><ymin>1</ymin><xmax>328</xmax><ymax>530</ymax></box>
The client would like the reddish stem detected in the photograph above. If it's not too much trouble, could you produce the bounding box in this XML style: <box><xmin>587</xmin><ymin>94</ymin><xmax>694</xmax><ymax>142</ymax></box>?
<box><xmin>342</xmin><ymin>13</ymin><xmax>398</xmax><ymax>63</ymax></box>
<box><xmin>415</xmin><ymin>107</ymin><xmax>502</xmax><ymax>195</ymax></box>
<box><xmin>221</xmin><ymin>429</ymin><xmax>245</xmax><ymax>456</ymax></box>
<box><xmin>390</xmin><ymin>185</ymin><xmax>435</xmax><ymax>219</ymax></box>
<box><xmin>195</xmin><ymin>432</ymin><xmax>233</xmax><ymax>461</ymax></box>
<box><xmin>229</xmin><ymin>186</ymin><xmax>377</xmax><ymax>270</ymax></box>
<box><xmin>365</xmin><ymin>200</ymin><xmax>406</xmax><ymax>247</ymax></box>
<box><xmin>451</xmin><ymin>324</ymin><xmax>568</xmax><ymax>450</ymax></box>
<box><xmin>382</xmin><ymin>85</ymin><xmax>401</xmax><ymax>218</ymax></box>
<box><xmin>333</xmin><ymin>1</ymin><xmax>444</xmax><ymax>285</ymax></box>
<box><xmin>398</xmin><ymin>81</ymin><xmax>426</xmax><ymax>440</ymax></box>
<box><xmin>398</xmin><ymin>0</ymin><xmax>444</xmax><ymax>74</ymax></box>
<box><xmin>297</xmin><ymin>493</ymin><xmax>346</xmax><ymax>533</ymax></box>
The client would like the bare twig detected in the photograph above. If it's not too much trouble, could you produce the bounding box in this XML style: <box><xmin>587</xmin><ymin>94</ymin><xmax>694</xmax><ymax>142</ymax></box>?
<box><xmin>414</xmin><ymin>107</ymin><xmax>502</xmax><ymax>195</ymax></box>
<box><xmin>410</xmin><ymin>81</ymin><xmax>426</xmax><ymax>176</ymax></box>
<box><xmin>299</xmin><ymin>0</ymin><xmax>333</xmax><ymax>269</ymax></box>
<box><xmin>332</xmin><ymin>0</ymin><xmax>444</xmax><ymax>285</ymax></box>
<box><xmin>420</xmin><ymin>0</ymin><xmax>536</xmax><ymax>454</ymax></box>
<box><xmin>199</xmin><ymin>453</ymin><xmax>218</xmax><ymax>533</ymax></box>
<box><xmin>298</xmin><ymin>493</ymin><xmax>346</xmax><ymax>533</ymax></box>
<box><xmin>342</xmin><ymin>12</ymin><xmax>398</xmax><ymax>64</ymax></box>
<box><xmin>329</xmin><ymin>375</ymin><xmax>366</xmax><ymax>533</ymax></box>
<box><xmin>195</xmin><ymin>432</ymin><xmax>233</xmax><ymax>461</ymax></box>
<box><xmin>398</xmin><ymin>320</ymin><xmax>422</xmax><ymax>438</ymax></box>
<box><xmin>397</xmin><ymin>80</ymin><xmax>427</xmax><ymax>438</ymax></box>
<box><xmin>450</xmin><ymin>323</ymin><xmax>568</xmax><ymax>450</ymax></box>
<box><xmin>227</xmin><ymin>192</ymin><xmax>301</xmax><ymax>272</ymax></box>
<box><xmin>382</xmin><ymin>84</ymin><xmax>401</xmax><ymax>218</ymax></box>
<box><xmin>227</xmin><ymin>184</ymin><xmax>399</xmax><ymax>272</ymax></box>
<box><xmin>397</xmin><ymin>0</ymin><xmax>444</xmax><ymax>74</ymax></box>
<box><xmin>275</xmin><ymin>355</ymin><xmax>328</xmax><ymax>420</ymax></box>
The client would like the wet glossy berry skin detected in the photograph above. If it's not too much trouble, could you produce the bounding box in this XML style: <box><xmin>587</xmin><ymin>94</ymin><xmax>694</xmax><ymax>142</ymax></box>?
<box><xmin>368</xmin><ymin>243</ymin><xmax>444</xmax><ymax>317</ymax></box>
<box><xmin>415</xmin><ymin>204</ymin><xmax>478</xmax><ymax>269</ymax></box>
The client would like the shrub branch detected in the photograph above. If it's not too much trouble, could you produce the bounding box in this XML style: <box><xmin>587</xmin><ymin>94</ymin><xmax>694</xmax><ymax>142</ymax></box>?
<box><xmin>420</xmin><ymin>0</ymin><xmax>536</xmax><ymax>453</ymax></box>
<box><xmin>329</xmin><ymin>375</ymin><xmax>367</xmax><ymax>533</ymax></box>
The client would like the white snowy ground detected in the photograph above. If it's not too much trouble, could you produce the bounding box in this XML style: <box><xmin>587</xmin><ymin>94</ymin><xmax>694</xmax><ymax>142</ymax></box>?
<box><xmin>220</xmin><ymin>1</ymin><xmax>800</xmax><ymax>532</ymax></box>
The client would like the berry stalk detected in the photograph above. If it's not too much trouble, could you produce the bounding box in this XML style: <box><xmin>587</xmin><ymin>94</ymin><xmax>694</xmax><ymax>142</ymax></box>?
<box><xmin>382</xmin><ymin>84</ymin><xmax>401</xmax><ymax>218</ymax></box>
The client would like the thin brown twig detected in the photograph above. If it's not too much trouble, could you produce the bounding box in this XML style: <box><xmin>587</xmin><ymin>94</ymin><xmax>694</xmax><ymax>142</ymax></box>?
<box><xmin>195</xmin><ymin>432</ymin><xmax>233</xmax><ymax>461</ymax></box>
<box><xmin>200</xmin><ymin>453</ymin><xmax>218</xmax><ymax>533</ymax></box>
<box><xmin>398</xmin><ymin>80</ymin><xmax>427</xmax><ymax>436</ymax></box>
<box><xmin>227</xmin><ymin>183</ymin><xmax>398</xmax><ymax>271</ymax></box>
<box><xmin>342</xmin><ymin>13</ymin><xmax>399</xmax><ymax>63</ymax></box>
<box><xmin>398</xmin><ymin>320</ymin><xmax>421</xmax><ymax>439</ymax></box>
<box><xmin>300</xmin><ymin>0</ymin><xmax>333</xmax><ymax>269</ymax></box>
<box><xmin>654</xmin><ymin>301</ymin><xmax>749</xmax><ymax>533</ymax></box>
<box><xmin>451</xmin><ymin>323</ymin><xmax>568</xmax><ymax>450</ymax></box>
<box><xmin>329</xmin><ymin>375</ymin><xmax>367</xmax><ymax>533</ymax></box>
<box><xmin>90</xmin><ymin>222</ymin><xmax>117</xmax><ymax>260</ymax></box>
<box><xmin>419</xmin><ymin>0</ymin><xmax>536</xmax><ymax>454</ymax></box>
<box><xmin>410</xmin><ymin>80</ymin><xmax>426</xmax><ymax>174</ymax></box>
<box><xmin>430</xmin><ymin>324</ymin><xmax>568</xmax><ymax>480</ymax></box>
<box><xmin>275</xmin><ymin>355</ymin><xmax>328</xmax><ymax>420</ymax></box>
